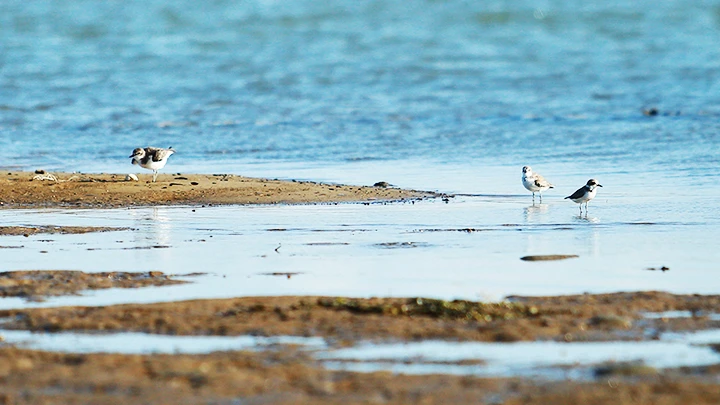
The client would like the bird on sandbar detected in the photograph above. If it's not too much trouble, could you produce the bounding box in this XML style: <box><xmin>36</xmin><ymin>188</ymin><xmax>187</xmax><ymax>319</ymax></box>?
<box><xmin>522</xmin><ymin>166</ymin><xmax>554</xmax><ymax>202</ymax></box>
<box><xmin>565</xmin><ymin>179</ymin><xmax>603</xmax><ymax>215</ymax></box>
<box><xmin>129</xmin><ymin>146</ymin><xmax>175</xmax><ymax>182</ymax></box>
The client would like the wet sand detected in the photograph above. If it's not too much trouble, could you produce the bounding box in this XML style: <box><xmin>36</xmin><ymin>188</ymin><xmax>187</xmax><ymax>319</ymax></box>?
<box><xmin>0</xmin><ymin>271</ymin><xmax>189</xmax><ymax>302</ymax></box>
<box><xmin>0</xmin><ymin>172</ymin><xmax>437</xmax><ymax>208</ymax></box>
<box><xmin>0</xmin><ymin>273</ymin><xmax>719</xmax><ymax>403</ymax></box>
<box><xmin>1</xmin><ymin>292</ymin><xmax>718</xmax><ymax>341</ymax></box>
<box><xmin>0</xmin><ymin>345</ymin><xmax>718</xmax><ymax>405</ymax></box>
<box><xmin>0</xmin><ymin>225</ymin><xmax>130</xmax><ymax>236</ymax></box>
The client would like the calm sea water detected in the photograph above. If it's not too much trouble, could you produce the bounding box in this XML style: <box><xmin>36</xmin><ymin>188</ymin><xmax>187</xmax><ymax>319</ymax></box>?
<box><xmin>1</xmin><ymin>0</ymin><xmax>719</xmax><ymax>177</ymax></box>
<box><xmin>0</xmin><ymin>1</ymin><xmax>719</xmax><ymax>303</ymax></box>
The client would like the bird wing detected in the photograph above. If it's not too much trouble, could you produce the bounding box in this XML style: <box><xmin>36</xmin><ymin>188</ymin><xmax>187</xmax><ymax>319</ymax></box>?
<box><xmin>146</xmin><ymin>147</ymin><xmax>175</xmax><ymax>162</ymax></box>
<box><xmin>534</xmin><ymin>173</ymin><xmax>553</xmax><ymax>188</ymax></box>
<box><xmin>565</xmin><ymin>186</ymin><xmax>586</xmax><ymax>200</ymax></box>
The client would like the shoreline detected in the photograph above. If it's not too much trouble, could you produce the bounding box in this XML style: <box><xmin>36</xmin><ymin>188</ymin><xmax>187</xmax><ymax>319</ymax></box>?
<box><xmin>0</xmin><ymin>171</ymin><xmax>439</xmax><ymax>208</ymax></box>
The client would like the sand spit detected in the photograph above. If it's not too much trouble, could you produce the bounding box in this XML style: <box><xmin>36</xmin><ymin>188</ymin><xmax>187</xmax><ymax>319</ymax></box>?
<box><xmin>0</xmin><ymin>172</ymin><xmax>438</xmax><ymax>208</ymax></box>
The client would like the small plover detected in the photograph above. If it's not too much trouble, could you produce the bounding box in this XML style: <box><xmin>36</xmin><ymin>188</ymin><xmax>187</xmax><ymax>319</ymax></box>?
<box><xmin>522</xmin><ymin>166</ymin><xmax>554</xmax><ymax>202</ymax></box>
<box><xmin>129</xmin><ymin>146</ymin><xmax>175</xmax><ymax>182</ymax></box>
<box><xmin>565</xmin><ymin>179</ymin><xmax>603</xmax><ymax>215</ymax></box>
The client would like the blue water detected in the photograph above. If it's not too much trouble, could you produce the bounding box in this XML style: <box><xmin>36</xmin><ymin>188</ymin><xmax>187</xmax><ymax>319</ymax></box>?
<box><xmin>1</xmin><ymin>0</ymin><xmax>719</xmax><ymax>178</ymax></box>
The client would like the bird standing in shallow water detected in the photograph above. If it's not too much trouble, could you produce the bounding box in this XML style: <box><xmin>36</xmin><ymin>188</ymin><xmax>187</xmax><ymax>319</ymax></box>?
<box><xmin>522</xmin><ymin>166</ymin><xmax>554</xmax><ymax>203</ymax></box>
<box><xmin>129</xmin><ymin>147</ymin><xmax>175</xmax><ymax>182</ymax></box>
<box><xmin>565</xmin><ymin>179</ymin><xmax>603</xmax><ymax>215</ymax></box>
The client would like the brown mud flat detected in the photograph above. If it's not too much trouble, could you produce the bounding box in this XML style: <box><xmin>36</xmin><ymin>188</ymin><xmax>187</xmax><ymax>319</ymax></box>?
<box><xmin>1</xmin><ymin>292</ymin><xmax>718</xmax><ymax>342</ymax></box>
<box><xmin>0</xmin><ymin>225</ymin><xmax>131</xmax><ymax>236</ymax></box>
<box><xmin>0</xmin><ymin>270</ymin><xmax>188</xmax><ymax>302</ymax></box>
<box><xmin>0</xmin><ymin>292</ymin><xmax>719</xmax><ymax>403</ymax></box>
<box><xmin>0</xmin><ymin>346</ymin><xmax>718</xmax><ymax>404</ymax></box>
<box><xmin>520</xmin><ymin>254</ymin><xmax>579</xmax><ymax>261</ymax></box>
<box><xmin>0</xmin><ymin>172</ymin><xmax>437</xmax><ymax>208</ymax></box>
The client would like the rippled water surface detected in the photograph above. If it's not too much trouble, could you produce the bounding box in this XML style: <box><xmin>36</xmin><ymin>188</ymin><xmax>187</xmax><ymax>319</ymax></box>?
<box><xmin>1</xmin><ymin>0</ymin><xmax>719</xmax><ymax>175</ymax></box>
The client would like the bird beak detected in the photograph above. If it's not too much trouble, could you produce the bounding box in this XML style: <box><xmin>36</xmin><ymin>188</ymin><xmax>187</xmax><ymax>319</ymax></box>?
<box><xmin>129</xmin><ymin>154</ymin><xmax>136</xmax><ymax>158</ymax></box>
<box><xmin>597</xmin><ymin>184</ymin><xmax>603</xmax><ymax>187</ymax></box>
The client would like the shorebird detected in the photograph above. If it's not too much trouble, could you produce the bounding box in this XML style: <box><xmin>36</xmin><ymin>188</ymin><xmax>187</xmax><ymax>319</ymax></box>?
<box><xmin>565</xmin><ymin>179</ymin><xmax>603</xmax><ymax>215</ymax></box>
<box><xmin>522</xmin><ymin>166</ymin><xmax>554</xmax><ymax>202</ymax></box>
<box><xmin>129</xmin><ymin>147</ymin><xmax>175</xmax><ymax>182</ymax></box>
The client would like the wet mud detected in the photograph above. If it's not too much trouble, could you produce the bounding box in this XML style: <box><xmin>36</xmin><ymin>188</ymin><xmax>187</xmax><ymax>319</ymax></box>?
<box><xmin>0</xmin><ymin>226</ymin><xmax>130</xmax><ymax>236</ymax></box>
<box><xmin>0</xmin><ymin>345</ymin><xmax>717</xmax><ymax>404</ymax></box>
<box><xmin>0</xmin><ymin>172</ymin><xmax>437</xmax><ymax>208</ymax></box>
<box><xmin>0</xmin><ymin>270</ymin><xmax>189</xmax><ymax>302</ymax></box>
<box><xmin>1</xmin><ymin>292</ymin><xmax>718</xmax><ymax>342</ymax></box>
<box><xmin>0</xmin><ymin>289</ymin><xmax>717</xmax><ymax>403</ymax></box>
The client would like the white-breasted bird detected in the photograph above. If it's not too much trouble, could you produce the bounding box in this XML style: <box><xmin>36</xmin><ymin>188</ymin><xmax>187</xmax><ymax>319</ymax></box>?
<box><xmin>129</xmin><ymin>146</ymin><xmax>175</xmax><ymax>182</ymax></box>
<box><xmin>565</xmin><ymin>179</ymin><xmax>603</xmax><ymax>215</ymax></box>
<box><xmin>522</xmin><ymin>166</ymin><xmax>554</xmax><ymax>202</ymax></box>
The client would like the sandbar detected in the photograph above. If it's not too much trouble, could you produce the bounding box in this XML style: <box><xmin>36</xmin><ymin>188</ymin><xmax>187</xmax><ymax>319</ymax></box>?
<box><xmin>0</xmin><ymin>171</ymin><xmax>438</xmax><ymax>208</ymax></box>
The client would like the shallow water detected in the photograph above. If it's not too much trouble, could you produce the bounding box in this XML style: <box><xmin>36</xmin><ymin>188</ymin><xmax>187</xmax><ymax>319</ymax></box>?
<box><xmin>1</xmin><ymin>328</ymin><xmax>718</xmax><ymax>380</ymax></box>
<box><xmin>0</xmin><ymin>330</ymin><xmax>327</xmax><ymax>355</ymax></box>
<box><xmin>0</xmin><ymin>192</ymin><xmax>717</xmax><ymax>309</ymax></box>
<box><xmin>320</xmin><ymin>332</ymin><xmax>720</xmax><ymax>379</ymax></box>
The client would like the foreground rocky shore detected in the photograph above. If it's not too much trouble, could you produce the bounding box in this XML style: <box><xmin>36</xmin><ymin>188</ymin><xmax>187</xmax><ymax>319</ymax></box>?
<box><xmin>0</xmin><ymin>272</ymin><xmax>718</xmax><ymax>404</ymax></box>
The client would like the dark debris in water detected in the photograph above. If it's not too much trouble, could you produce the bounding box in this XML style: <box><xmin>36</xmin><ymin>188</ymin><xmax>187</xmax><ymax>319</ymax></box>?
<box><xmin>374</xmin><ymin>242</ymin><xmax>430</xmax><ymax>249</ymax></box>
<box><xmin>121</xmin><ymin>245</ymin><xmax>172</xmax><ymax>250</ymax></box>
<box><xmin>305</xmin><ymin>242</ymin><xmax>350</xmax><ymax>246</ymax></box>
<box><xmin>645</xmin><ymin>266</ymin><xmax>670</xmax><ymax>272</ymax></box>
<box><xmin>172</xmin><ymin>272</ymin><xmax>208</xmax><ymax>278</ymax></box>
<box><xmin>643</xmin><ymin>107</ymin><xmax>659</xmax><ymax>116</ymax></box>
<box><xmin>594</xmin><ymin>362</ymin><xmax>658</xmax><ymax>378</ymax></box>
<box><xmin>520</xmin><ymin>255</ymin><xmax>579</xmax><ymax>262</ymax></box>
<box><xmin>0</xmin><ymin>225</ymin><xmax>133</xmax><ymax>236</ymax></box>
<box><xmin>259</xmin><ymin>272</ymin><xmax>302</xmax><ymax>279</ymax></box>
<box><xmin>411</xmin><ymin>228</ymin><xmax>490</xmax><ymax>233</ymax></box>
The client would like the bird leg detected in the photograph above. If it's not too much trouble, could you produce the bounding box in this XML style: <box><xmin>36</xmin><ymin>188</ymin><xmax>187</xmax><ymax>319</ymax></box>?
<box><xmin>152</xmin><ymin>170</ymin><xmax>158</xmax><ymax>182</ymax></box>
